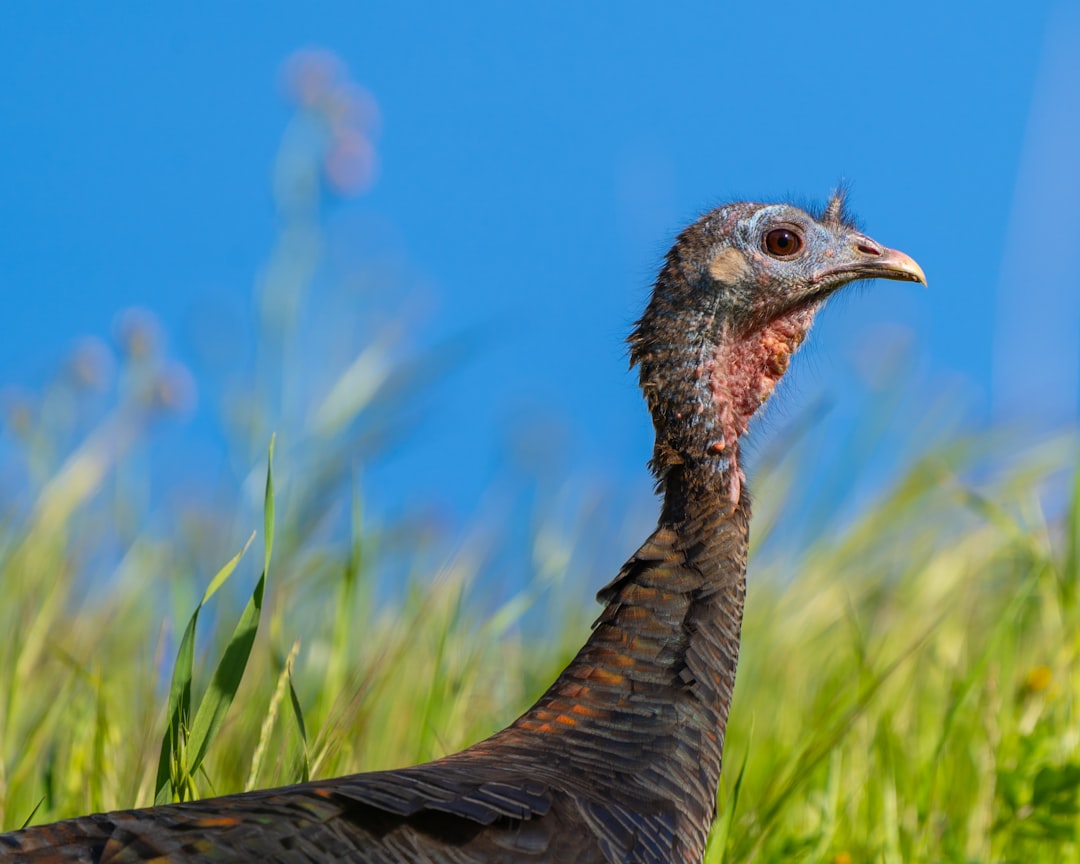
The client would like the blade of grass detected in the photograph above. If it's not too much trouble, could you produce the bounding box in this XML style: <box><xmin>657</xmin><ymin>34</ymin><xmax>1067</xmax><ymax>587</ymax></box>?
<box><xmin>18</xmin><ymin>797</ymin><xmax>46</xmax><ymax>830</ymax></box>
<box><xmin>287</xmin><ymin>662</ymin><xmax>310</xmax><ymax>784</ymax></box>
<box><xmin>154</xmin><ymin>532</ymin><xmax>256</xmax><ymax>804</ymax></box>
<box><xmin>246</xmin><ymin>637</ymin><xmax>300</xmax><ymax>791</ymax></box>
<box><xmin>153</xmin><ymin>438</ymin><xmax>274</xmax><ymax>803</ymax></box>
<box><xmin>184</xmin><ymin>438</ymin><xmax>275</xmax><ymax>790</ymax></box>
<box><xmin>707</xmin><ymin>737</ymin><xmax>751</xmax><ymax>864</ymax></box>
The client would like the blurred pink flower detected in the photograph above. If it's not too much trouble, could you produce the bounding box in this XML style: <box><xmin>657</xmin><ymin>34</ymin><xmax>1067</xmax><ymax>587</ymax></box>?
<box><xmin>1</xmin><ymin>388</ymin><xmax>35</xmax><ymax>438</ymax></box>
<box><xmin>152</xmin><ymin>361</ymin><xmax>197</xmax><ymax>415</ymax></box>
<box><xmin>326</xmin><ymin>81</ymin><xmax>381</xmax><ymax>139</ymax></box>
<box><xmin>281</xmin><ymin>48</ymin><xmax>346</xmax><ymax>108</ymax></box>
<box><xmin>67</xmin><ymin>336</ymin><xmax>115</xmax><ymax>392</ymax></box>
<box><xmin>113</xmin><ymin>307</ymin><xmax>164</xmax><ymax>362</ymax></box>
<box><xmin>324</xmin><ymin>128</ymin><xmax>377</xmax><ymax>195</ymax></box>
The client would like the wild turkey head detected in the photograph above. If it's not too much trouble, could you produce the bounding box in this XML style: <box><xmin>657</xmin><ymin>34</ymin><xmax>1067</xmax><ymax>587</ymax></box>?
<box><xmin>630</xmin><ymin>191</ymin><xmax>926</xmax><ymax>494</ymax></box>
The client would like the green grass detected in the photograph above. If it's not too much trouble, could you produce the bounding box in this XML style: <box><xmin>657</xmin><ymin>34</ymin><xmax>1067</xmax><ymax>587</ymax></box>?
<box><xmin>2</xmin><ymin>401</ymin><xmax>1078</xmax><ymax>862</ymax></box>
<box><xmin>713</xmin><ymin>438</ymin><xmax>1080</xmax><ymax>863</ymax></box>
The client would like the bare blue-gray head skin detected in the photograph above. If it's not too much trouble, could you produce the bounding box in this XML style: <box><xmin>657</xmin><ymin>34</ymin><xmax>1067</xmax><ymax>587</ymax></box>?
<box><xmin>630</xmin><ymin>190</ymin><xmax>926</xmax><ymax>493</ymax></box>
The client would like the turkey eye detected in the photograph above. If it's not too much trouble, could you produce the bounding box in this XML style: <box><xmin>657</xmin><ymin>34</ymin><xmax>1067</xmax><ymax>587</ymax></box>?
<box><xmin>764</xmin><ymin>228</ymin><xmax>803</xmax><ymax>258</ymax></box>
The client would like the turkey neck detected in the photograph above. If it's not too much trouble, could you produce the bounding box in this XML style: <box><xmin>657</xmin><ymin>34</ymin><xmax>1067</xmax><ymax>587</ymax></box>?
<box><xmin>486</xmin><ymin>289</ymin><xmax>756</xmax><ymax>832</ymax></box>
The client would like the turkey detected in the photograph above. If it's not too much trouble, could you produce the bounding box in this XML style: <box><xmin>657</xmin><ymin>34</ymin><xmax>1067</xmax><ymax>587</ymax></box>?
<box><xmin>1</xmin><ymin>192</ymin><xmax>925</xmax><ymax>863</ymax></box>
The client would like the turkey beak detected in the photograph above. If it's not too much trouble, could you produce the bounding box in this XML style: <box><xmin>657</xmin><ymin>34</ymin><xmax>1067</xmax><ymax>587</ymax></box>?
<box><xmin>862</xmin><ymin>245</ymin><xmax>927</xmax><ymax>287</ymax></box>
<box><xmin>814</xmin><ymin>237</ymin><xmax>927</xmax><ymax>287</ymax></box>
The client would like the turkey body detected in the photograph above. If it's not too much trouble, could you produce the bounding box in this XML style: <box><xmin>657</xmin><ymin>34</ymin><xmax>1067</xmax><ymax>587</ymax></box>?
<box><xmin>5</xmin><ymin>495</ymin><xmax>746</xmax><ymax>864</ymax></box>
<box><xmin>1</xmin><ymin>194</ymin><xmax>925</xmax><ymax>864</ymax></box>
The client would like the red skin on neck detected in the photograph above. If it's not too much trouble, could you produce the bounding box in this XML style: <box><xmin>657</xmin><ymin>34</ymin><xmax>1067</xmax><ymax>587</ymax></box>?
<box><xmin>706</xmin><ymin>305</ymin><xmax>817</xmax><ymax>502</ymax></box>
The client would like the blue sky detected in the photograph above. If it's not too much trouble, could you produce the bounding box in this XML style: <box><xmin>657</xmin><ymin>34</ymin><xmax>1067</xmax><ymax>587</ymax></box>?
<box><xmin>0</xmin><ymin>2</ymin><xmax>1076</xmax><ymax>536</ymax></box>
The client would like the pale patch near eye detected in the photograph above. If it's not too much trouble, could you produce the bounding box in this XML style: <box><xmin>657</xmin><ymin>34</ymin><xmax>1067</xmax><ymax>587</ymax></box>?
<box><xmin>708</xmin><ymin>248</ymin><xmax>749</xmax><ymax>284</ymax></box>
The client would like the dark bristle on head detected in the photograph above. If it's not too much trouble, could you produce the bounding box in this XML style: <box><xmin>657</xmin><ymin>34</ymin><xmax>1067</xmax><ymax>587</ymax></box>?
<box><xmin>811</xmin><ymin>183</ymin><xmax>860</xmax><ymax>230</ymax></box>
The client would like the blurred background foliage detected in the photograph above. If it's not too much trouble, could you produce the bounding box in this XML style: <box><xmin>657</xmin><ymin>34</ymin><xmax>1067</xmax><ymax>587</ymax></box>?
<box><xmin>0</xmin><ymin>46</ymin><xmax>1079</xmax><ymax>864</ymax></box>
